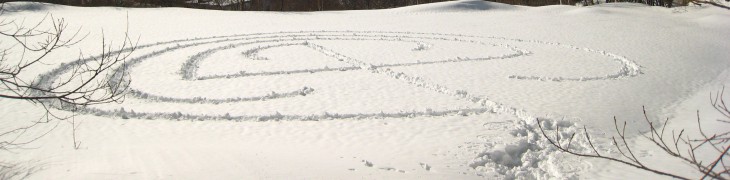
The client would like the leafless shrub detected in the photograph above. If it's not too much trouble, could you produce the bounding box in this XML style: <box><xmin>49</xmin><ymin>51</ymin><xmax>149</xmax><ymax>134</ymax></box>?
<box><xmin>0</xmin><ymin>3</ymin><xmax>137</xmax><ymax>151</ymax></box>
<box><xmin>539</xmin><ymin>87</ymin><xmax>730</xmax><ymax>180</ymax></box>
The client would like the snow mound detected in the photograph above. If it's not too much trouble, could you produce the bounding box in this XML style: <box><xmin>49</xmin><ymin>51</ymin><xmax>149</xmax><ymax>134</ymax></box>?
<box><xmin>472</xmin><ymin>139</ymin><xmax>533</xmax><ymax>168</ymax></box>
<box><xmin>392</xmin><ymin>0</ymin><xmax>524</xmax><ymax>12</ymax></box>
<box><xmin>470</xmin><ymin>119</ymin><xmax>596</xmax><ymax>179</ymax></box>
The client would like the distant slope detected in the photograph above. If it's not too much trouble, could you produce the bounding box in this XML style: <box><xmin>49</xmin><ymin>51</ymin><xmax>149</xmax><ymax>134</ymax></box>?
<box><xmin>390</xmin><ymin>0</ymin><xmax>526</xmax><ymax>12</ymax></box>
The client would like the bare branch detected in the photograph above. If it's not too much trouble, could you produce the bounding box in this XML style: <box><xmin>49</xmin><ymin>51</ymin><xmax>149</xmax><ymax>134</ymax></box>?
<box><xmin>539</xmin><ymin>88</ymin><xmax>730</xmax><ymax>179</ymax></box>
<box><xmin>536</xmin><ymin>118</ymin><xmax>691</xmax><ymax>180</ymax></box>
<box><xmin>0</xmin><ymin>6</ymin><xmax>136</xmax><ymax>152</ymax></box>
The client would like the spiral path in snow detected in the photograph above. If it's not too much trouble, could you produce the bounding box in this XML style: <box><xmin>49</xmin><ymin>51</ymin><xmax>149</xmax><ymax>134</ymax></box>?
<box><xmin>38</xmin><ymin>31</ymin><xmax>641</xmax><ymax>121</ymax></box>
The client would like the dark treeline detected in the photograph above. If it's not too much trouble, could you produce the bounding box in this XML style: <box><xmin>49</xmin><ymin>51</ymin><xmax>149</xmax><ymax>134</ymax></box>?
<box><xmin>10</xmin><ymin>0</ymin><xmax>455</xmax><ymax>11</ymax></box>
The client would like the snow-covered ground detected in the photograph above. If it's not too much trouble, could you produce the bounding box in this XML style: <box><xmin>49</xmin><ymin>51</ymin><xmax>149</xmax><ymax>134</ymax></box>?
<box><xmin>1</xmin><ymin>0</ymin><xmax>729</xmax><ymax>179</ymax></box>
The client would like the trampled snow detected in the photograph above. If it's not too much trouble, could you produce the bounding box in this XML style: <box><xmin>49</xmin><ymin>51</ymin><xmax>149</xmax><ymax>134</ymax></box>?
<box><xmin>1</xmin><ymin>0</ymin><xmax>729</xmax><ymax>179</ymax></box>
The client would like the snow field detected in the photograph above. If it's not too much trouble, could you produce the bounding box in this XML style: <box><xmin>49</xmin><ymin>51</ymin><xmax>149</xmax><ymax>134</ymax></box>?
<box><xmin>38</xmin><ymin>31</ymin><xmax>642</xmax><ymax>123</ymax></box>
<box><xmin>30</xmin><ymin>29</ymin><xmax>649</xmax><ymax>178</ymax></box>
<box><xmin>1</xmin><ymin>1</ymin><xmax>729</xmax><ymax>179</ymax></box>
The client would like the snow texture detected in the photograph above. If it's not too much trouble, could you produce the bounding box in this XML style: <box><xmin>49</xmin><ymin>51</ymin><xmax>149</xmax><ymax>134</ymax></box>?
<box><xmin>1</xmin><ymin>0</ymin><xmax>729</xmax><ymax>179</ymax></box>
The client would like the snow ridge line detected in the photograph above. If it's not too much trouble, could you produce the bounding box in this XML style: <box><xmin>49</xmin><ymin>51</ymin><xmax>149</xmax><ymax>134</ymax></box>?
<box><xmin>73</xmin><ymin>106</ymin><xmax>489</xmax><ymax>121</ymax></box>
<box><xmin>192</xmin><ymin>35</ymin><xmax>523</xmax><ymax>80</ymax></box>
<box><xmin>178</xmin><ymin>32</ymin><xmax>639</xmax><ymax>82</ymax></box>
<box><xmin>306</xmin><ymin>42</ymin><xmax>537</xmax><ymax>124</ymax></box>
<box><xmin>195</xmin><ymin>66</ymin><xmax>361</xmax><ymax>80</ymax></box>
<box><xmin>36</xmin><ymin>31</ymin><xmax>641</xmax><ymax>122</ymax></box>
<box><xmin>114</xmin><ymin>33</ymin><xmax>520</xmax><ymax>111</ymax></box>
<box><xmin>488</xmin><ymin>36</ymin><xmax>643</xmax><ymax>82</ymax></box>
<box><xmin>180</xmin><ymin>34</ymin><xmax>494</xmax><ymax>80</ymax></box>
<box><xmin>127</xmin><ymin>87</ymin><xmax>314</xmax><ymax>104</ymax></box>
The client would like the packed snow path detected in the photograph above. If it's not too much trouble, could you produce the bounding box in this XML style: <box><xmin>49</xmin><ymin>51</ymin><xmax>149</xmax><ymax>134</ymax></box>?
<box><xmin>39</xmin><ymin>31</ymin><xmax>641</xmax><ymax>121</ymax></box>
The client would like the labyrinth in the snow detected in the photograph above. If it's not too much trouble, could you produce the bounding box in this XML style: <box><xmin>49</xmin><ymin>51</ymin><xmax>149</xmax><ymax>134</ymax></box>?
<box><xmin>40</xmin><ymin>31</ymin><xmax>641</xmax><ymax>121</ymax></box>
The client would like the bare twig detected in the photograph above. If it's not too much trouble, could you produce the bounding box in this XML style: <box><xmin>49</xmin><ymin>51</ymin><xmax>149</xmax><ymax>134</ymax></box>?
<box><xmin>537</xmin><ymin>118</ymin><xmax>690</xmax><ymax>179</ymax></box>
<box><xmin>538</xmin><ymin>88</ymin><xmax>730</xmax><ymax>179</ymax></box>
<box><xmin>0</xmin><ymin>6</ymin><xmax>136</xmax><ymax>151</ymax></box>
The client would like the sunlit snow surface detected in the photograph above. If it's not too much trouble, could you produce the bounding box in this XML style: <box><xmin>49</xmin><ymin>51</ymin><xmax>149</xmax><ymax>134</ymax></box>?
<box><xmin>1</xmin><ymin>0</ymin><xmax>729</xmax><ymax>179</ymax></box>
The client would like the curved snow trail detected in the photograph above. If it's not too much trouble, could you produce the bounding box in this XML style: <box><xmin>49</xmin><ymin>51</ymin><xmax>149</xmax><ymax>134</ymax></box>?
<box><xmin>36</xmin><ymin>31</ymin><xmax>641</xmax><ymax>121</ymax></box>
